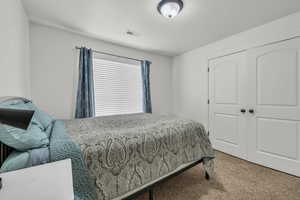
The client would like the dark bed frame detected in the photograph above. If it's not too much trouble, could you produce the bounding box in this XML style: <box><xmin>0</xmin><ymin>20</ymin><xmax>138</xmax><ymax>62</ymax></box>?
<box><xmin>122</xmin><ymin>158</ymin><xmax>209</xmax><ymax>200</ymax></box>
<box><xmin>0</xmin><ymin>142</ymin><xmax>210</xmax><ymax>200</ymax></box>
<box><xmin>0</xmin><ymin>142</ymin><xmax>12</xmax><ymax>167</ymax></box>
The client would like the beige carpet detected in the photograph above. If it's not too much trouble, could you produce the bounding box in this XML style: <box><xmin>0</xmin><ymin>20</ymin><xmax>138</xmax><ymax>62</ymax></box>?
<box><xmin>137</xmin><ymin>151</ymin><xmax>300</xmax><ymax>200</ymax></box>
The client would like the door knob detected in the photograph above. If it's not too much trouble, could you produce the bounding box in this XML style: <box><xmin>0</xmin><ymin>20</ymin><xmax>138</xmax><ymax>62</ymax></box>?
<box><xmin>248</xmin><ymin>109</ymin><xmax>255</xmax><ymax>114</ymax></box>
<box><xmin>240</xmin><ymin>109</ymin><xmax>246</xmax><ymax>113</ymax></box>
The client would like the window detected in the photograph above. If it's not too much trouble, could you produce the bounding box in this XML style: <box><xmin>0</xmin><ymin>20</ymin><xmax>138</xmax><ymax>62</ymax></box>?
<box><xmin>93</xmin><ymin>57</ymin><xmax>143</xmax><ymax>116</ymax></box>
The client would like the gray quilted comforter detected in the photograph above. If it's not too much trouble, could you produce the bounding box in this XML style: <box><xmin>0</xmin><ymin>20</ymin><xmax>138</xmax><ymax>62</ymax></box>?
<box><xmin>64</xmin><ymin>113</ymin><xmax>214</xmax><ymax>200</ymax></box>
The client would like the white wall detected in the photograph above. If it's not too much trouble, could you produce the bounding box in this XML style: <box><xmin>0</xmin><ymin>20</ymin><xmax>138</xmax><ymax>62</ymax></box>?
<box><xmin>0</xmin><ymin>0</ymin><xmax>31</xmax><ymax>98</ymax></box>
<box><xmin>30</xmin><ymin>23</ymin><xmax>172</xmax><ymax>119</ymax></box>
<box><xmin>172</xmin><ymin>12</ymin><xmax>300</xmax><ymax>129</ymax></box>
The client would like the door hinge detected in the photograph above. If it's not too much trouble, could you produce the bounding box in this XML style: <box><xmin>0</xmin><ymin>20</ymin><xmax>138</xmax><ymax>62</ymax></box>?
<box><xmin>207</xmin><ymin>67</ymin><xmax>210</xmax><ymax>72</ymax></box>
<box><xmin>207</xmin><ymin>99</ymin><xmax>210</xmax><ymax>104</ymax></box>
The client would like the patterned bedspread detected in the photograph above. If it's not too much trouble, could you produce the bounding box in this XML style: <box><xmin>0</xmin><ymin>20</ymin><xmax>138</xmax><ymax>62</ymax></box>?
<box><xmin>64</xmin><ymin>113</ymin><xmax>214</xmax><ymax>200</ymax></box>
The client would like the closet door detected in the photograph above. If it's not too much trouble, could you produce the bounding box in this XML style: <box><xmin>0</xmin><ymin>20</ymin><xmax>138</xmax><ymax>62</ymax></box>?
<box><xmin>209</xmin><ymin>52</ymin><xmax>248</xmax><ymax>159</ymax></box>
<box><xmin>247</xmin><ymin>38</ymin><xmax>300</xmax><ymax>176</ymax></box>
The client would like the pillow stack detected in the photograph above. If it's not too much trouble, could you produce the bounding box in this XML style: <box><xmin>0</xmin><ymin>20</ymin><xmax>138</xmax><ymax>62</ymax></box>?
<box><xmin>0</xmin><ymin>101</ymin><xmax>54</xmax><ymax>172</ymax></box>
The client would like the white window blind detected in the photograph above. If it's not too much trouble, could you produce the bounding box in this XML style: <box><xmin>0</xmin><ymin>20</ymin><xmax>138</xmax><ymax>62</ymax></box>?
<box><xmin>93</xmin><ymin>58</ymin><xmax>143</xmax><ymax>116</ymax></box>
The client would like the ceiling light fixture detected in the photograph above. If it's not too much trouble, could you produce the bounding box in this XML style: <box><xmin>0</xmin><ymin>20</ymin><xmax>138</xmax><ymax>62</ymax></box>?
<box><xmin>126</xmin><ymin>30</ymin><xmax>134</xmax><ymax>36</ymax></box>
<box><xmin>157</xmin><ymin>0</ymin><xmax>184</xmax><ymax>19</ymax></box>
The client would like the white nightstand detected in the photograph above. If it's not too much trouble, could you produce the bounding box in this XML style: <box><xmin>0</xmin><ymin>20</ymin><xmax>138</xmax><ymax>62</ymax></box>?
<box><xmin>0</xmin><ymin>159</ymin><xmax>74</xmax><ymax>200</ymax></box>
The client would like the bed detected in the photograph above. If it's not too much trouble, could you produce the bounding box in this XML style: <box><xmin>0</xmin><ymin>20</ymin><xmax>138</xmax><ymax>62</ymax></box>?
<box><xmin>0</xmin><ymin>98</ymin><xmax>215</xmax><ymax>200</ymax></box>
<box><xmin>65</xmin><ymin>113</ymin><xmax>215</xmax><ymax>200</ymax></box>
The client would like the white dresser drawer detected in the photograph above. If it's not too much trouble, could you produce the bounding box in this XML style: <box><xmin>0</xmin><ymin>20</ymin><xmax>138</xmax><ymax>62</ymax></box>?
<box><xmin>0</xmin><ymin>159</ymin><xmax>74</xmax><ymax>200</ymax></box>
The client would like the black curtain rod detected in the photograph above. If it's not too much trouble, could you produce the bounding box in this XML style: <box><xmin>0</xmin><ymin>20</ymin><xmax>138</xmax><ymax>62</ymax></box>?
<box><xmin>75</xmin><ymin>46</ymin><xmax>144</xmax><ymax>63</ymax></box>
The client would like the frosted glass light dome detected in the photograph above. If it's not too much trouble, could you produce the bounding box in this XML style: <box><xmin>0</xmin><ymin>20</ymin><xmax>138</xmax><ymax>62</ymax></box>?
<box><xmin>158</xmin><ymin>0</ymin><xmax>184</xmax><ymax>19</ymax></box>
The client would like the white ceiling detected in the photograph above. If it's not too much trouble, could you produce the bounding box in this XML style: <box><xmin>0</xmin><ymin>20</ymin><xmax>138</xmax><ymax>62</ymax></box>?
<box><xmin>22</xmin><ymin>0</ymin><xmax>300</xmax><ymax>56</ymax></box>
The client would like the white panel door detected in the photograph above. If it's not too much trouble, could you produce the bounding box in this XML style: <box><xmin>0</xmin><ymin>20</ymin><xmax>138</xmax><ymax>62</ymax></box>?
<box><xmin>247</xmin><ymin>38</ymin><xmax>300</xmax><ymax>176</ymax></box>
<box><xmin>209</xmin><ymin>52</ymin><xmax>248</xmax><ymax>159</ymax></box>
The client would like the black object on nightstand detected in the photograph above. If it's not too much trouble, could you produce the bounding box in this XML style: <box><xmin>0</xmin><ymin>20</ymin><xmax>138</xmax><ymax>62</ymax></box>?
<box><xmin>0</xmin><ymin>108</ymin><xmax>35</xmax><ymax>191</ymax></box>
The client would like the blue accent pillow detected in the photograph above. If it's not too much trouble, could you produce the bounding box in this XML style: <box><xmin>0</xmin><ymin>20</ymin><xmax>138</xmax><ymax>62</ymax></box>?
<box><xmin>0</xmin><ymin>104</ymin><xmax>49</xmax><ymax>151</ymax></box>
<box><xmin>0</xmin><ymin>97</ymin><xmax>31</xmax><ymax>106</ymax></box>
<box><xmin>0</xmin><ymin>151</ymin><xmax>30</xmax><ymax>173</ymax></box>
<box><xmin>25</xmin><ymin>103</ymin><xmax>54</xmax><ymax>133</ymax></box>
